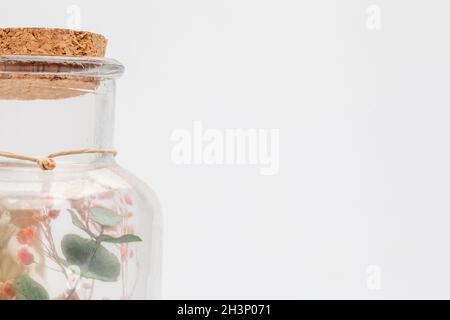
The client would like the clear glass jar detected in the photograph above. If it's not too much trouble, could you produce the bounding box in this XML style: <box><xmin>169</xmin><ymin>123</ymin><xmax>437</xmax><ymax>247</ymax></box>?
<box><xmin>0</xmin><ymin>55</ymin><xmax>162</xmax><ymax>300</ymax></box>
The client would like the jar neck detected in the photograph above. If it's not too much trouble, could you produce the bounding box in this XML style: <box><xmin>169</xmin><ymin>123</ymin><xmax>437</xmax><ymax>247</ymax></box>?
<box><xmin>0</xmin><ymin>79</ymin><xmax>116</xmax><ymax>165</ymax></box>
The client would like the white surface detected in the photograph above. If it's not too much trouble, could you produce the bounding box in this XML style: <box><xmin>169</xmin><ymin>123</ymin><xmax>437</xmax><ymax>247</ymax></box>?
<box><xmin>2</xmin><ymin>0</ymin><xmax>450</xmax><ymax>299</ymax></box>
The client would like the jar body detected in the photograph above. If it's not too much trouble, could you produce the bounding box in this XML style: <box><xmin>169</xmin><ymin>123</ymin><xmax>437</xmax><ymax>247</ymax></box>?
<box><xmin>0</xmin><ymin>160</ymin><xmax>162</xmax><ymax>300</ymax></box>
<box><xmin>0</xmin><ymin>56</ymin><xmax>161</xmax><ymax>300</ymax></box>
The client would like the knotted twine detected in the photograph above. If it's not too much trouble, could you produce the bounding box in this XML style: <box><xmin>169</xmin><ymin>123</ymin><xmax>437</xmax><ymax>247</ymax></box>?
<box><xmin>0</xmin><ymin>148</ymin><xmax>117</xmax><ymax>170</ymax></box>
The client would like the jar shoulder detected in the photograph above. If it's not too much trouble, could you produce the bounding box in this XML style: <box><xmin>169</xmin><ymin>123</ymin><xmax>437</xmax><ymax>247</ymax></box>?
<box><xmin>111</xmin><ymin>164</ymin><xmax>163</xmax><ymax>221</ymax></box>
<box><xmin>0</xmin><ymin>162</ymin><xmax>162</xmax><ymax>223</ymax></box>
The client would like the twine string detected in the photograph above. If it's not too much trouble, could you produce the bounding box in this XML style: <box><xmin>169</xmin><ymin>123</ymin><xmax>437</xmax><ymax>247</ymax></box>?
<box><xmin>0</xmin><ymin>148</ymin><xmax>117</xmax><ymax>170</ymax></box>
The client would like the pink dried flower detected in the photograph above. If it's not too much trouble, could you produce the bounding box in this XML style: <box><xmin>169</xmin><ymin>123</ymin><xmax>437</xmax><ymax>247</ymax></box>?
<box><xmin>70</xmin><ymin>199</ymin><xmax>88</xmax><ymax>219</ymax></box>
<box><xmin>125</xmin><ymin>224</ymin><xmax>135</xmax><ymax>234</ymax></box>
<box><xmin>123</xmin><ymin>194</ymin><xmax>133</xmax><ymax>206</ymax></box>
<box><xmin>17</xmin><ymin>248</ymin><xmax>34</xmax><ymax>265</ymax></box>
<box><xmin>97</xmin><ymin>190</ymin><xmax>115</xmax><ymax>200</ymax></box>
<box><xmin>48</xmin><ymin>210</ymin><xmax>60</xmax><ymax>219</ymax></box>
<box><xmin>102</xmin><ymin>227</ymin><xmax>120</xmax><ymax>236</ymax></box>
<box><xmin>120</xmin><ymin>244</ymin><xmax>128</xmax><ymax>260</ymax></box>
<box><xmin>16</xmin><ymin>225</ymin><xmax>38</xmax><ymax>244</ymax></box>
<box><xmin>0</xmin><ymin>280</ymin><xmax>16</xmax><ymax>300</ymax></box>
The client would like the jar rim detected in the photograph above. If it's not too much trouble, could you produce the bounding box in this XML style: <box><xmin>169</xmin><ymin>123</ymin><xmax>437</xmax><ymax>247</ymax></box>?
<box><xmin>0</xmin><ymin>55</ymin><xmax>124</xmax><ymax>79</ymax></box>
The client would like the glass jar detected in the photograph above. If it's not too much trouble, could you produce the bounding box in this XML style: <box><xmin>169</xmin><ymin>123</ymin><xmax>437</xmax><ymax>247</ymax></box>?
<box><xmin>0</xmin><ymin>55</ymin><xmax>162</xmax><ymax>300</ymax></box>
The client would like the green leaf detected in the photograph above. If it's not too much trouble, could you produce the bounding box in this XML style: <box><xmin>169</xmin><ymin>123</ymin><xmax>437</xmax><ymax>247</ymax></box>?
<box><xmin>97</xmin><ymin>234</ymin><xmax>142</xmax><ymax>244</ymax></box>
<box><xmin>61</xmin><ymin>234</ymin><xmax>120</xmax><ymax>282</ymax></box>
<box><xmin>89</xmin><ymin>207</ymin><xmax>121</xmax><ymax>227</ymax></box>
<box><xmin>69</xmin><ymin>209</ymin><xmax>86</xmax><ymax>230</ymax></box>
<box><xmin>13</xmin><ymin>275</ymin><xmax>49</xmax><ymax>300</ymax></box>
<box><xmin>68</xmin><ymin>209</ymin><xmax>96</xmax><ymax>238</ymax></box>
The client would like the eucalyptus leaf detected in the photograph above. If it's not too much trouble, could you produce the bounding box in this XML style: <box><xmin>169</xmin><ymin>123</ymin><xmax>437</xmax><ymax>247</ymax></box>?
<box><xmin>89</xmin><ymin>207</ymin><xmax>121</xmax><ymax>227</ymax></box>
<box><xmin>97</xmin><ymin>234</ymin><xmax>142</xmax><ymax>244</ymax></box>
<box><xmin>69</xmin><ymin>209</ymin><xmax>86</xmax><ymax>230</ymax></box>
<box><xmin>13</xmin><ymin>275</ymin><xmax>49</xmax><ymax>300</ymax></box>
<box><xmin>68</xmin><ymin>209</ymin><xmax>96</xmax><ymax>238</ymax></box>
<box><xmin>61</xmin><ymin>234</ymin><xmax>120</xmax><ymax>282</ymax></box>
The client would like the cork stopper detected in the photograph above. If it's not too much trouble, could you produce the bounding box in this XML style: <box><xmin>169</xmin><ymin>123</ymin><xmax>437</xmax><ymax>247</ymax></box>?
<box><xmin>0</xmin><ymin>28</ymin><xmax>107</xmax><ymax>57</ymax></box>
<box><xmin>0</xmin><ymin>28</ymin><xmax>108</xmax><ymax>100</ymax></box>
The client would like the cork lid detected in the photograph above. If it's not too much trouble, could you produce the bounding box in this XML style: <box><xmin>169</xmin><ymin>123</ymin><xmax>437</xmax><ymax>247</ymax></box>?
<box><xmin>0</xmin><ymin>28</ymin><xmax>107</xmax><ymax>57</ymax></box>
<box><xmin>0</xmin><ymin>28</ymin><xmax>122</xmax><ymax>100</ymax></box>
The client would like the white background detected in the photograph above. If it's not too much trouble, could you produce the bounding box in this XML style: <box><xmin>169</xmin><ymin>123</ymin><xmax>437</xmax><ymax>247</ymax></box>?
<box><xmin>2</xmin><ymin>0</ymin><xmax>450</xmax><ymax>299</ymax></box>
